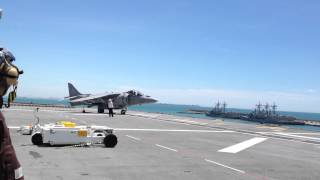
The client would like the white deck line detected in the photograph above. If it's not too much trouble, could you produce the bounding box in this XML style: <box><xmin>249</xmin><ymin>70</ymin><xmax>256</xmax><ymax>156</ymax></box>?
<box><xmin>205</xmin><ymin>159</ymin><xmax>245</xmax><ymax>174</ymax></box>
<box><xmin>275</xmin><ymin>133</ymin><xmax>320</xmax><ymax>141</ymax></box>
<box><xmin>3</xmin><ymin>109</ymin><xmax>66</xmax><ymax>113</ymax></box>
<box><xmin>155</xmin><ymin>144</ymin><xmax>178</xmax><ymax>152</ymax></box>
<box><xmin>73</xmin><ymin>113</ymin><xmax>108</xmax><ymax>116</ymax></box>
<box><xmin>287</xmin><ymin>133</ymin><xmax>320</xmax><ymax>135</ymax></box>
<box><xmin>8</xmin><ymin>126</ymin><xmax>20</xmax><ymax>129</ymax></box>
<box><xmin>219</xmin><ymin>137</ymin><xmax>267</xmax><ymax>154</ymax></box>
<box><xmin>115</xmin><ymin>128</ymin><xmax>234</xmax><ymax>133</ymax></box>
<box><xmin>130</xmin><ymin>113</ymin><xmax>160</xmax><ymax>118</ymax></box>
<box><xmin>258</xmin><ymin>132</ymin><xmax>320</xmax><ymax>136</ymax></box>
<box><xmin>2</xmin><ymin>109</ymin><xmax>36</xmax><ymax>112</ymax></box>
<box><xmin>167</xmin><ymin>118</ymin><xmax>208</xmax><ymax>126</ymax></box>
<box><xmin>125</xmin><ymin>135</ymin><xmax>141</xmax><ymax>141</ymax></box>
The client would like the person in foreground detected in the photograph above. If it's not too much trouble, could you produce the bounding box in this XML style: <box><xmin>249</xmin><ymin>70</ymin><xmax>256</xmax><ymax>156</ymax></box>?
<box><xmin>0</xmin><ymin>48</ymin><xmax>24</xmax><ymax>180</ymax></box>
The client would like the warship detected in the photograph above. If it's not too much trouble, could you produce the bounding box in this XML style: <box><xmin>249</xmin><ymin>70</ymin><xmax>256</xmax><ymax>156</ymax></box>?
<box><xmin>206</xmin><ymin>102</ymin><xmax>305</xmax><ymax>125</ymax></box>
<box><xmin>241</xmin><ymin>103</ymin><xmax>305</xmax><ymax>125</ymax></box>
<box><xmin>206</xmin><ymin>101</ymin><xmax>247</xmax><ymax>120</ymax></box>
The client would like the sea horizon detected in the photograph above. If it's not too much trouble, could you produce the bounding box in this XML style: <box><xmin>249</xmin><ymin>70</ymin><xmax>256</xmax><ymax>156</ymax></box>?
<box><xmin>7</xmin><ymin>96</ymin><xmax>320</xmax><ymax>121</ymax></box>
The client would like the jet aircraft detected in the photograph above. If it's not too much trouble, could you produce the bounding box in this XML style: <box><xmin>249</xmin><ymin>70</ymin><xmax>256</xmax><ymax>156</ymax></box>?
<box><xmin>65</xmin><ymin>83</ymin><xmax>157</xmax><ymax>114</ymax></box>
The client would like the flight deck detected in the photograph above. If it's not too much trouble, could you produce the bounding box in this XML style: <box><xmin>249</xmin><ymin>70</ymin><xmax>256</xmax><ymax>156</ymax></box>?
<box><xmin>3</xmin><ymin>107</ymin><xmax>320</xmax><ymax>180</ymax></box>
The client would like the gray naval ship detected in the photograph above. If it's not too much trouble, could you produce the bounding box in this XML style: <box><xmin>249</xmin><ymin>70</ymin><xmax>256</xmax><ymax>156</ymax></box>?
<box><xmin>241</xmin><ymin>103</ymin><xmax>305</xmax><ymax>125</ymax></box>
<box><xmin>206</xmin><ymin>102</ymin><xmax>305</xmax><ymax>125</ymax></box>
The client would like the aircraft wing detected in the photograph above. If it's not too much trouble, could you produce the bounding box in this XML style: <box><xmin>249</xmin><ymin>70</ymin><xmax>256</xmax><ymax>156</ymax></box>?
<box><xmin>70</xmin><ymin>93</ymin><xmax>121</xmax><ymax>105</ymax></box>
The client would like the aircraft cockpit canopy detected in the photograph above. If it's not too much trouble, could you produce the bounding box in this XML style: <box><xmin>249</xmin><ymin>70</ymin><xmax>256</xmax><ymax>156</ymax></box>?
<box><xmin>127</xmin><ymin>90</ymin><xmax>143</xmax><ymax>96</ymax></box>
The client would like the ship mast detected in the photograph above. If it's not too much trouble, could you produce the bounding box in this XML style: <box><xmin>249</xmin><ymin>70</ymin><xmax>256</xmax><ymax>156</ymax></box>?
<box><xmin>272</xmin><ymin>103</ymin><xmax>277</xmax><ymax>115</ymax></box>
<box><xmin>256</xmin><ymin>102</ymin><xmax>262</xmax><ymax>114</ymax></box>
<box><xmin>222</xmin><ymin>102</ymin><xmax>227</xmax><ymax>113</ymax></box>
<box><xmin>265</xmin><ymin>103</ymin><xmax>270</xmax><ymax>117</ymax></box>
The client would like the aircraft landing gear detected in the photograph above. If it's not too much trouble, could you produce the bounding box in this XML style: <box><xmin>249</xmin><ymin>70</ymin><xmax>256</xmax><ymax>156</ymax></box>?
<box><xmin>98</xmin><ymin>105</ymin><xmax>105</xmax><ymax>114</ymax></box>
<box><xmin>121</xmin><ymin>108</ymin><xmax>127</xmax><ymax>115</ymax></box>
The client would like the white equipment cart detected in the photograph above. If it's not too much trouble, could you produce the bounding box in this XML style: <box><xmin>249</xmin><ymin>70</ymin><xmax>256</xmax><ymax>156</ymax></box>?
<box><xmin>31</xmin><ymin>121</ymin><xmax>118</xmax><ymax>148</ymax></box>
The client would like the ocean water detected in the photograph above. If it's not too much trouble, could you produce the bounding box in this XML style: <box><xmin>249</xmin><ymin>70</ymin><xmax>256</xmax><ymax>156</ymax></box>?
<box><xmin>12</xmin><ymin>97</ymin><xmax>69</xmax><ymax>105</ymax></box>
<box><xmin>129</xmin><ymin>104</ymin><xmax>320</xmax><ymax>132</ymax></box>
<box><xmin>129</xmin><ymin>103</ymin><xmax>320</xmax><ymax>121</ymax></box>
<box><xmin>11</xmin><ymin>97</ymin><xmax>320</xmax><ymax>131</ymax></box>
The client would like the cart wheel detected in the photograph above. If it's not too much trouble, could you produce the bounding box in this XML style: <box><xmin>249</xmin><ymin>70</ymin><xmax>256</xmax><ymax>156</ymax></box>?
<box><xmin>104</xmin><ymin>134</ymin><xmax>118</xmax><ymax>148</ymax></box>
<box><xmin>32</xmin><ymin>133</ymin><xmax>43</xmax><ymax>145</ymax></box>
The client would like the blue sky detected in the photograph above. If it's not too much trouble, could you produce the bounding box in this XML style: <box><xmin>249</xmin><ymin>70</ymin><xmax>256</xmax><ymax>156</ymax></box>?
<box><xmin>1</xmin><ymin>0</ymin><xmax>320</xmax><ymax>112</ymax></box>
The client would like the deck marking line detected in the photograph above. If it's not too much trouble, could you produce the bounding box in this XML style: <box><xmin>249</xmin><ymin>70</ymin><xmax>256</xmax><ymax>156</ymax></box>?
<box><xmin>125</xmin><ymin>135</ymin><xmax>141</xmax><ymax>141</ymax></box>
<box><xmin>8</xmin><ymin>126</ymin><xmax>20</xmax><ymax>129</ymax></box>
<box><xmin>115</xmin><ymin>128</ymin><xmax>234</xmax><ymax>133</ymax></box>
<box><xmin>73</xmin><ymin>113</ymin><xmax>108</xmax><ymax>116</ymax></box>
<box><xmin>288</xmin><ymin>133</ymin><xmax>320</xmax><ymax>135</ymax></box>
<box><xmin>2</xmin><ymin>109</ymin><xmax>33</xmax><ymax>112</ymax></box>
<box><xmin>129</xmin><ymin>113</ymin><xmax>160</xmax><ymax>118</ymax></box>
<box><xmin>205</xmin><ymin>159</ymin><xmax>245</xmax><ymax>174</ymax></box>
<box><xmin>219</xmin><ymin>137</ymin><xmax>267</xmax><ymax>153</ymax></box>
<box><xmin>3</xmin><ymin>109</ymin><xmax>67</xmax><ymax>113</ymax></box>
<box><xmin>275</xmin><ymin>133</ymin><xmax>320</xmax><ymax>141</ymax></box>
<box><xmin>155</xmin><ymin>144</ymin><xmax>178</xmax><ymax>152</ymax></box>
<box><xmin>170</xmin><ymin>119</ymin><xmax>208</xmax><ymax>125</ymax></box>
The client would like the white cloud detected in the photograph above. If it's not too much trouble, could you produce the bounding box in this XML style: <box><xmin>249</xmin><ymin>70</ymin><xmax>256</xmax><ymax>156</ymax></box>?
<box><xmin>305</xmin><ymin>89</ymin><xmax>317</xmax><ymax>93</ymax></box>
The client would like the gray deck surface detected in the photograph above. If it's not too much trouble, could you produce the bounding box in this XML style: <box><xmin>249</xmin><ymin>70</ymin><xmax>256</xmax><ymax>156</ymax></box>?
<box><xmin>3</xmin><ymin>107</ymin><xmax>320</xmax><ymax>180</ymax></box>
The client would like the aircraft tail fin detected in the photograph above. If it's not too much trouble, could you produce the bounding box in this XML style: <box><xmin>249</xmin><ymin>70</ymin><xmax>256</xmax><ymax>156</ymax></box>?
<box><xmin>68</xmin><ymin>83</ymin><xmax>82</xmax><ymax>97</ymax></box>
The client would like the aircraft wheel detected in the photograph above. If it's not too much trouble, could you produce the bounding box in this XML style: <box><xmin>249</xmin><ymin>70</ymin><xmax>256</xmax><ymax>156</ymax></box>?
<box><xmin>121</xmin><ymin>110</ymin><xmax>126</xmax><ymax>115</ymax></box>
<box><xmin>32</xmin><ymin>133</ymin><xmax>43</xmax><ymax>145</ymax></box>
<box><xmin>104</xmin><ymin>134</ymin><xmax>118</xmax><ymax>148</ymax></box>
<box><xmin>98</xmin><ymin>107</ymin><xmax>104</xmax><ymax>113</ymax></box>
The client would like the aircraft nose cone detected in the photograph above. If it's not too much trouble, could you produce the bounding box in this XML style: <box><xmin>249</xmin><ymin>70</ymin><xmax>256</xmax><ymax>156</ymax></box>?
<box><xmin>129</xmin><ymin>95</ymin><xmax>158</xmax><ymax>105</ymax></box>
<box><xmin>143</xmin><ymin>97</ymin><xmax>157</xmax><ymax>104</ymax></box>
<box><xmin>147</xmin><ymin>97</ymin><xmax>157</xmax><ymax>103</ymax></box>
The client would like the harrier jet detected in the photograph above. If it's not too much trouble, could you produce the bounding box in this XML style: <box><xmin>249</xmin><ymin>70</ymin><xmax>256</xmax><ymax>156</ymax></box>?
<box><xmin>66</xmin><ymin>83</ymin><xmax>157</xmax><ymax>114</ymax></box>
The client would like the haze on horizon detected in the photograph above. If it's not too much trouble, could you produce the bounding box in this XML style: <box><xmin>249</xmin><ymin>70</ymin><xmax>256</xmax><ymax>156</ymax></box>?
<box><xmin>1</xmin><ymin>0</ymin><xmax>320</xmax><ymax>113</ymax></box>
